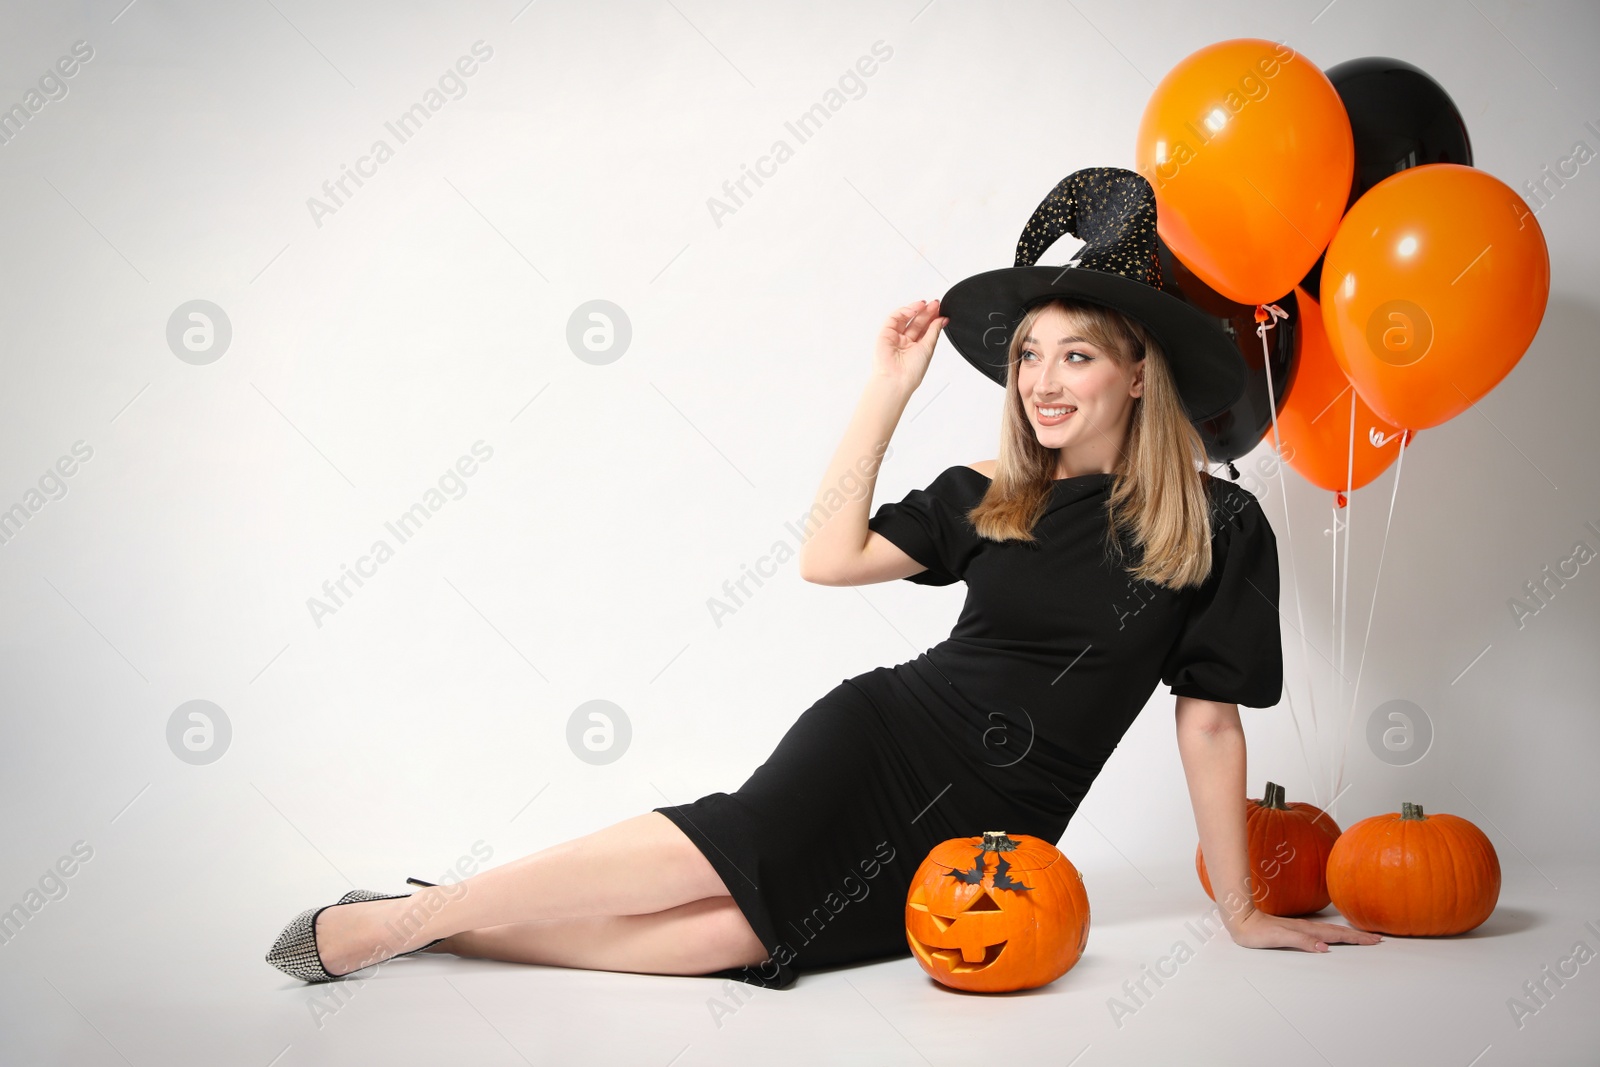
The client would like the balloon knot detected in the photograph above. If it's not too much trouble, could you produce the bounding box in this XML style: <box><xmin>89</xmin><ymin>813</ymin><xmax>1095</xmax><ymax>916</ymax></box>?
<box><xmin>1335</xmin><ymin>490</ymin><xmax>1347</xmax><ymax>509</ymax></box>
<box><xmin>1254</xmin><ymin>302</ymin><xmax>1290</xmax><ymax>337</ymax></box>
<box><xmin>1225</xmin><ymin>461</ymin><xmax>1240</xmax><ymax>480</ymax></box>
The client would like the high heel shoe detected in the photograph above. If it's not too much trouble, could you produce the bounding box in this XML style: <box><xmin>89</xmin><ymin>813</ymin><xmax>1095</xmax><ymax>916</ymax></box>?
<box><xmin>264</xmin><ymin>888</ymin><xmax>445</xmax><ymax>983</ymax></box>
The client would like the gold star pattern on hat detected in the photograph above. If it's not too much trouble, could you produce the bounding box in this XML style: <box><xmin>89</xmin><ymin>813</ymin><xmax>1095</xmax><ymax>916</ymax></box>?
<box><xmin>1013</xmin><ymin>167</ymin><xmax>1164</xmax><ymax>292</ymax></box>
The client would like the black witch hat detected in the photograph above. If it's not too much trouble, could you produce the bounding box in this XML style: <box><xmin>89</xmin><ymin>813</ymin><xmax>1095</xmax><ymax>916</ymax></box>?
<box><xmin>939</xmin><ymin>167</ymin><xmax>1247</xmax><ymax>423</ymax></box>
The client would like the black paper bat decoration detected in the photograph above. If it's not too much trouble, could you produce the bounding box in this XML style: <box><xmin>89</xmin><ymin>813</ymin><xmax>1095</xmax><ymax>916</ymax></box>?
<box><xmin>992</xmin><ymin>854</ymin><xmax>1032</xmax><ymax>891</ymax></box>
<box><xmin>945</xmin><ymin>850</ymin><xmax>1033</xmax><ymax>891</ymax></box>
<box><xmin>947</xmin><ymin>849</ymin><xmax>988</xmax><ymax>884</ymax></box>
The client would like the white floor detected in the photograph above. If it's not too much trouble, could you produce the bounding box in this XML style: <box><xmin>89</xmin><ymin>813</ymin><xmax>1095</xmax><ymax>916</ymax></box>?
<box><xmin>4</xmin><ymin>858</ymin><xmax>1596</xmax><ymax>1066</ymax></box>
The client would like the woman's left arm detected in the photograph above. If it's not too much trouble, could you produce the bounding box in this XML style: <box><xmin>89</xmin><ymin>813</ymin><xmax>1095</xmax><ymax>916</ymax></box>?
<box><xmin>1174</xmin><ymin>695</ymin><xmax>1383</xmax><ymax>953</ymax></box>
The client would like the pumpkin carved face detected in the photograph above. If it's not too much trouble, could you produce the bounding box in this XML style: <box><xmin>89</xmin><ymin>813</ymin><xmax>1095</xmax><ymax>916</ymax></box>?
<box><xmin>905</xmin><ymin>830</ymin><xmax>1090</xmax><ymax>992</ymax></box>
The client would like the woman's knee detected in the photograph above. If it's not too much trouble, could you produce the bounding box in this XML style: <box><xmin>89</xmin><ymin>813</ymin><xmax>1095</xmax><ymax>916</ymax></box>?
<box><xmin>667</xmin><ymin>897</ymin><xmax>769</xmax><ymax>973</ymax></box>
<box><xmin>630</xmin><ymin>811</ymin><xmax>733</xmax><ymax>900</ymax></box>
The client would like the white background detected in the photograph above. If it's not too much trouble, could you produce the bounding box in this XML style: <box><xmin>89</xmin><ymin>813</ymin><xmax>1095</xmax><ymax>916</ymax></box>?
<box><xmin>1</xmin><ymin>1</ymin><xmax>1595</xmax><ymax>1064</ymax></box>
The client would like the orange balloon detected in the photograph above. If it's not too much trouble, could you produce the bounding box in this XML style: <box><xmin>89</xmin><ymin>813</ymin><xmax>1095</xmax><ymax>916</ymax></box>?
<box><xmin>1276</xmin><ymin>287</ymin><xmax>1409</xmax><ymax>493</ymax></box>
<box><xmin>1136</xmin><ymin>38</ymin><xmax>1353</xmax><ymax>305</ymax></box>
<box><xmin>1320</xmin><ymin>163</ymin><xmax>1550</xmax><ymax>430</ymax></box>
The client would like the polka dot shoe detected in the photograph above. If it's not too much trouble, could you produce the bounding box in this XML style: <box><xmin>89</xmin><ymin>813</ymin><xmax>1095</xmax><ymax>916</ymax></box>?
<box><xmin>265</xmin><ymin>888</ymin><xmax>444</xmax><ymax>983</ymax></box>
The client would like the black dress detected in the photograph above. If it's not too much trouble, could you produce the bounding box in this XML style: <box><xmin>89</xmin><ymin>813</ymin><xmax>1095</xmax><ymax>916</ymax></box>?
<box><xmin>653</xmin><ymin>466</ymin><xmax>1282</xmax><ymax>989</ymax></box>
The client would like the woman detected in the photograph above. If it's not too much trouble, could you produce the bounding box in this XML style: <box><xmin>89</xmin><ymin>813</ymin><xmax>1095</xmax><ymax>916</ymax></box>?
<box><xmin>267</xmin><ymin>170</ymin><xmax>1381</xmax><ymax>990</ymax></box>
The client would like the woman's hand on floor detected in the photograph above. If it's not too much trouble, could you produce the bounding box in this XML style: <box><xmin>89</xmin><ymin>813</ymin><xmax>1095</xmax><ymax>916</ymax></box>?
<box><xmin>1228</xmin><ymin>906</ymin><xmax>1384</xmax><ymax>952</ymax></box>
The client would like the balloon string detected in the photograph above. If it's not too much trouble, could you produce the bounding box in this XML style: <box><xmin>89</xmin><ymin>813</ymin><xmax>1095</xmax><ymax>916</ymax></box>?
<box><xmin>1333</xmin><ymin>421</ymin><xmax>1410</xmax><ymax>809</ymax></box>
<box><xmin>1328</xmin><ymin>490</ymin><xmax>1340</xmax><ymax>804</ymax></box>
<box><xmin>1334</xmin><ymin>389</ymin><xmax>1357</xmax><ymax>810</ymax></box>
<box><xmin>1254</xmin><ymin>302</ymin><xmax>1325</xmax><ymax>807</ymax></box>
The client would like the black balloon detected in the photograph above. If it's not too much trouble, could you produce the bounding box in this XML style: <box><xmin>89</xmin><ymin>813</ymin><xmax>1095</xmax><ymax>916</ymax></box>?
<box><xmin>1301</xmin><ymin>56</ymin><xmax>1473</xmax><ymax>296</ymax></box>
<box><xmin>1155</xmin><ymin>233</ymin><xmax>1299</xmax><ymax>467</ymax></box>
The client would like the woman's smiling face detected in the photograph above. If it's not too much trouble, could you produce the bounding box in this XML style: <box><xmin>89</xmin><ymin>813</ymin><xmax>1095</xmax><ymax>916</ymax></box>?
<box><xmin>1015</xmin><ymin>304</ymin><xmax>1143</xmax><ymax>471</ymax></box>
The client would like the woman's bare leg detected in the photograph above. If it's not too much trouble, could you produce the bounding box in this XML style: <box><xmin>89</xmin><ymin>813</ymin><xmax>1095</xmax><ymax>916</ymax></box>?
<box><xmin>428</xmin><ymin>895</ymin><xmax>769</xmax><ymax>976</ymax></box>
<box><xmin>315</xmin><ymin>812</ymin><xmax>744</xmax><ymax>977</ymax></box>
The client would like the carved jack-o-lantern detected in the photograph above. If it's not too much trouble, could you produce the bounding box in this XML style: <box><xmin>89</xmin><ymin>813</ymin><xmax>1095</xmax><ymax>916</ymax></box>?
<box><xmin>905</xmin><ymin>830</ymin><xmax>1089</xmax><ymax>992</ymax></box>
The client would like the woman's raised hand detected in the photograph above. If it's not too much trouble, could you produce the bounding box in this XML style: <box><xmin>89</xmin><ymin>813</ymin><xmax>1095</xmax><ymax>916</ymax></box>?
<box><xmin>871</xmin><ymin>299</ymin><xmax>948</xmax><ymax>395</ymax></box>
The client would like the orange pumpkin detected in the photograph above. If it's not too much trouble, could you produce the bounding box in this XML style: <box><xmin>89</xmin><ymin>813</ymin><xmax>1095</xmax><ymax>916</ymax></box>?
<box><xmin>1196</xmin><ymin>780</ymin><xmax>1342</xmax><ymax>916</ymax></box>
<box><xmin>905</xmin><ymin>830</ymin><xmax>1088</xmax><ymax>992</ymax></box>
<box><xmin>1327</xmin><ymin>801</ymin><xmax>1501</xmax><ymax>935</ymax></box>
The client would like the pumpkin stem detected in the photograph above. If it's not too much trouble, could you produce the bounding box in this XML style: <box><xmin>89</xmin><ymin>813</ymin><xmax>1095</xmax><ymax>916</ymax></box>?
<box><xmin>1400</xmin><ymin>801</ymin><xmax>1425</xmax><ymax>820</ymax></box>
<box><xmin>981</xmin><ymin>831</ymin><xmax>1019</xmax><ymax>852</ymax></box>
<box><xmin>1260</xmin><ymin>781</ymin><xmax>1288</xmax><ymax>810</ymax></box>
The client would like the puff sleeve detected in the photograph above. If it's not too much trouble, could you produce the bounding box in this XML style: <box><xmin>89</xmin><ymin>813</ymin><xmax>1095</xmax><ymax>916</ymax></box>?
<box><xmin>865</xmin><ymin>465</ymin><xmax>985</xmax><ymax>586</ymax></box>
<box><xmin>1160</xmin><ymin>481</ymin><xmax>1284</xmax><ymax>708</ymax></box>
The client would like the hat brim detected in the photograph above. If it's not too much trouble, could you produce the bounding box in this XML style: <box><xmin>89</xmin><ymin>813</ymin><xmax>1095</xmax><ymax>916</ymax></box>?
<box><xmin>939</xmin><ymin>265</ymin><xmax>1247</xmax><ymax>423</ymax></box>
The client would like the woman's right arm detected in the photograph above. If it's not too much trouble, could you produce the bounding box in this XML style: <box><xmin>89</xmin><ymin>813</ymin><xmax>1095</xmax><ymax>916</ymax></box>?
<box><xmin>797</xmin><ymin>299</ymin><xmax>947</xmax><ymax>587</ymax></box>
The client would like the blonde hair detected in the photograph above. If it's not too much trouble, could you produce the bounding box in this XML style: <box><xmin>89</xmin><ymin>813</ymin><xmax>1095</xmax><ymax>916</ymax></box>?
<box><xmin>965</xmin><ymin>296</ymin><xmax>1216</xmax><ymax>589</ymax></box>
